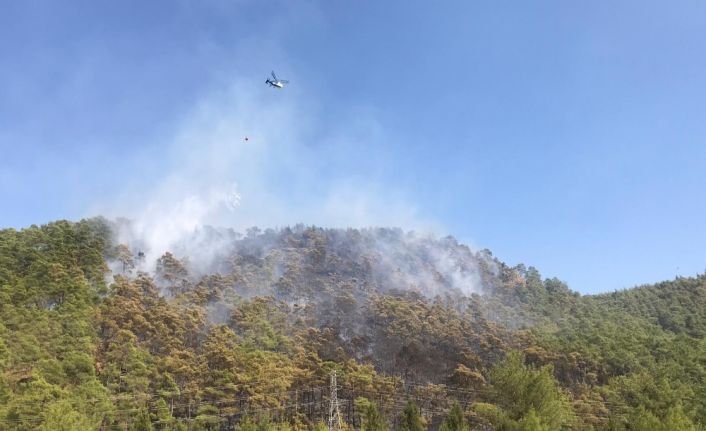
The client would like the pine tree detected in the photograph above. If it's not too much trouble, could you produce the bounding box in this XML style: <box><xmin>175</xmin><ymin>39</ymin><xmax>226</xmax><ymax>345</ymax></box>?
<box><xmin>397</xmin><ymin>401</ymin><xmax>425</xmax><ymax>431</ymax></box>
<box><xmin>439</xmin><ymin>402</ymin><xmax>467</xmax><ymax>431</ymax></box>
<box><xmin>362</xmin><ymin>402</ymin><xmax>388</xmax><ymax>431</ymax></box>
<box><xmin>132</xmin><ymin>408</ymin><xmax>154</xmax><ymax>431</ymax></box>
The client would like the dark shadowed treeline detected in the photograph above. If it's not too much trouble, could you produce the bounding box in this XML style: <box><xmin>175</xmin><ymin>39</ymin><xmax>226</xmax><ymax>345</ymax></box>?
<box><xmin>0</xmin><ymin>219</ymin><xmax>704</xmax><ymax>430</ymax></box>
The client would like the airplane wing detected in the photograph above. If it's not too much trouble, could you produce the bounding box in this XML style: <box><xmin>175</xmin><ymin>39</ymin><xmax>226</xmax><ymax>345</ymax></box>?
<box><xmin>280</xmin><ymin>80</ymin><xmax>289</xmax><ymax>84</ymax></box>
<box><xmin>271</xmin><ymin>71</ymin><xmax>278</xmax><ymax>80</ymax></box>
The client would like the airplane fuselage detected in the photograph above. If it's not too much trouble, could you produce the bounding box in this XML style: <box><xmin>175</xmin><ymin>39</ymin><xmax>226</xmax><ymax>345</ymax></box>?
<box><xmin>267</xmin><ymin>80</ymin><xmax>284</xmax><ymax>88</ymax></box>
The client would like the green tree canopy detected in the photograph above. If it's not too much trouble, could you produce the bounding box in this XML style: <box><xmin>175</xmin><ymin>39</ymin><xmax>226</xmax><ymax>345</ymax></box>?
<box><xmin>397</xmin><ymin>401</ymin><xmax>425</xmax><ymax>431</ymax></box>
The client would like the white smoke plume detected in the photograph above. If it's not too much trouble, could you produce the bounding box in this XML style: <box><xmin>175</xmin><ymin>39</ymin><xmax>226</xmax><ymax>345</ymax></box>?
<box><xmin>365</xmin><ymin>230</ymin><xmax>491</xmax><ymax>297</ymax></box>
<box><xmin>94</xmin><ymin>78</ymin><xmax>436</xmax><ymax>272</ymax></box>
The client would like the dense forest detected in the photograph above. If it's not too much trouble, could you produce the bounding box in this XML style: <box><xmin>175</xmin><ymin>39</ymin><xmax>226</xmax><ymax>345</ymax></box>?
<box><xmin>0</xmin><ymin>219</ymin><xmax>704</xmax><ymax>430</ymax></box>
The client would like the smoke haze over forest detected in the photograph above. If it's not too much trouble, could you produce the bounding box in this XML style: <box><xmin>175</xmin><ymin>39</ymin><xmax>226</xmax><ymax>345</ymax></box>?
<box><xmin>3</xmin><ymin>2</ymin><xmax>706</xmax><ymax>430</ymax></box>
<box><xmin>2</xmin><ymin>2</ymin><xmax>705</xmax><ymax>290</ymax></box>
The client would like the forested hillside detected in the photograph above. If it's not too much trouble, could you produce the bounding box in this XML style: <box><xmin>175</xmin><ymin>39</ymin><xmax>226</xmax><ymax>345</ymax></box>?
<box><xmin>1</xmin><ymin>219</ymin><xmax>704</xmax><ymax>430</ymax></box>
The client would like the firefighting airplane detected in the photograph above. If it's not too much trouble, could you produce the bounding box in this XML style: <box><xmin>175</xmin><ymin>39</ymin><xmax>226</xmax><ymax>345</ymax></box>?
<box><xmin>265</xmin><ymin>71</ymin><xmax>289</xmax><ymax>89</ymax></box>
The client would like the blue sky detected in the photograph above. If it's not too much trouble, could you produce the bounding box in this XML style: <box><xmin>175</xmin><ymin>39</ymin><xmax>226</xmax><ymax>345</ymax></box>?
<box><xmin>1</xmin><ymin>1</ymin><xmax>705</xmax><ymax>294</ymax></box>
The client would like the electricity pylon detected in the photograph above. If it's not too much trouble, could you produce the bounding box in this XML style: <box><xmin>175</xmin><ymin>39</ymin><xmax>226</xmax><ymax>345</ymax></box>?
<box><xmin>328</xmin><ymin>371</ymin><xmax>344</xmax><ymax>431</ymax></box>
